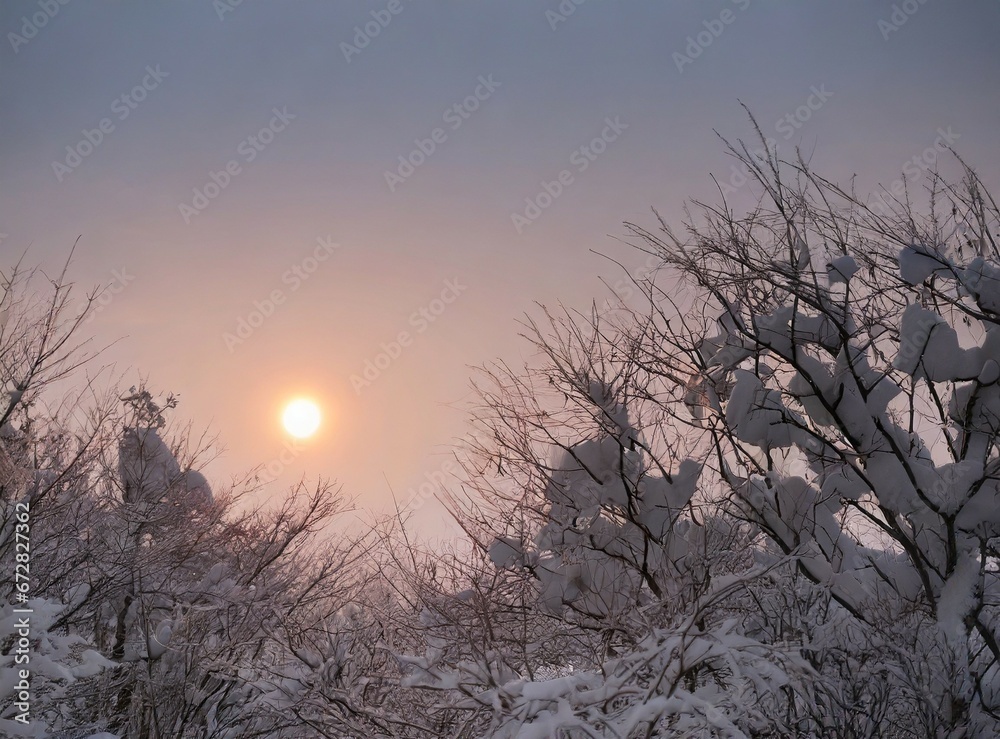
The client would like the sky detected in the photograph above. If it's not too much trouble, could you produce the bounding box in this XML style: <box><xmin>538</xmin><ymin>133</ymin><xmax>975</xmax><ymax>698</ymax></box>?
<box><xmin>1</xmin><ymin>1</ymin><xmax>998</xmax><ymax>538</ymax></box>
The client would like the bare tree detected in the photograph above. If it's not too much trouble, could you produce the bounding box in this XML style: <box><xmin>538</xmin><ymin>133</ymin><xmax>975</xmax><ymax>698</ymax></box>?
<box><xmin>399</xmin><ymin>125</ymin><xmax>1000</xmax><ymax>736</ymax></box>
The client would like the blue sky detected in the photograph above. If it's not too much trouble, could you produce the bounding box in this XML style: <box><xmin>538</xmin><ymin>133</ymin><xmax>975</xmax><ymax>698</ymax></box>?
<box><xmin>1</xmin><ymin>1</ymin><xmax>998</xmax><ymax>535</ymax></box>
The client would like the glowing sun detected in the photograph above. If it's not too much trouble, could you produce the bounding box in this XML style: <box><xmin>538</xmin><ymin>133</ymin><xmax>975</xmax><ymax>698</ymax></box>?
<box><xmin>282</xmin><ymin>398</ymin><xmax>321</xmax><ymax>439</ymax></box>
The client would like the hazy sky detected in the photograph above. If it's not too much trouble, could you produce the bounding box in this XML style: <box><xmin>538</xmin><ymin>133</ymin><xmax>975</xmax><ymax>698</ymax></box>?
<box><xmin>1</xmin><ymin>1</ymin><xmax>998</xmax><ymax>537</ymax></box>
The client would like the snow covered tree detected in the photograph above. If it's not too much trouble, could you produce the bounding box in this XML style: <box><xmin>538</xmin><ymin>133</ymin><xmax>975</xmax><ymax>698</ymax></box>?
<box><xmin>0</xmin><ymin>252</ymin><xmax>119</xmax><ymax>737</ymax></box>
<box><xmin>83</xmin><ymin>389</ymin><xmax>368</xmax><ymax>738</ymax></box>
<box><xmin>428</xmin><ymin>309</ymin><xmax>816</xmax><ymax>736</ymax></box>
<box><xmin>0</xmin><ymin>255</ymin><xmax>368</xmax><ymax>737</ymax></box>
<box><xmin>619</xmin><ymin>133</ymin><xmax>1000</xmax><ymax>734</ymax></box>
<box><xmin>423</xmin><ymin>128</ymin><xmax>1000</xmax><ymax>736</ymax></box>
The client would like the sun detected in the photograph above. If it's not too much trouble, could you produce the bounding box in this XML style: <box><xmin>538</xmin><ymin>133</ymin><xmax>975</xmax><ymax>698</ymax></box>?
<box><xmin>282</xmin><ymin>398</ymin><xmax>321</xmax><ymax>439</ymax></box>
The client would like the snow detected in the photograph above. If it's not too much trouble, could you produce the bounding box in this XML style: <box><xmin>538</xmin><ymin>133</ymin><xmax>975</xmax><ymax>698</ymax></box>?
<box><xmin>183</xmin><ymin>468</ymin><xmax>214</xmax><ymax>505</ymax></box>
<box><xmin>827</xmin><ymin>254</ymin><xmax>858</xmax><ymax>284</ymax></box>
<box><xmin>938</xmin><ymin>553</ymin><xmax>980</xmax><ymax>640</ymax></box>
<box><xmin>638</xmin><ymin>460</ymin><xmax>701</xmax><ymax>538</ymax></box>
<box><xmin>148</xmin><ymin>619</ymin><xmax>173</xmax><ymax>660</ymax></box>
<box><xmin>894</xmin><ymin>303</ymin><xmax>983</xmax><ymax>382</ymax></box>
<box><xmin>898</xmin><ymin>244</ymin><xmax>949</xmax><ymax>285</ymax></box>
<box><xmin>960</xmin><ymin>257</ymin><xmax>1000</xmax><ymax>314</ymax></box>
<box><xmin>818</xmin><ymin>464</ymin><xmax>868</xmax><ymax>501</ymax></box>
<box><xmin>788</xmin><ymin>365</ymin><xmax>836</xmax><ymax>426</ymax></box>
<box><xmin>726</xmin><ymin>370</ymin><xmax>796</xmax><ymax>448</ymax></box>
<box><xmin>956</xmin><ymin>481</ymin><xmax>1000</xmax><ymax>536</ymax></box>
<box><xmin>118</xmin><ymin>426</ymin><xmax>213</xmax><ymax>509</ymax></box>
<box><xmin>118</xmin><ymin>426</ymin><xmax>182</xmax><ymax>501</ymax></box>
<box><xmin>488</xmin><ymin>537</ymin><xmax>523</xmax><ymax>568</ymax></box>
<box><xmin>979</xmin><ymin>359</ymin><xmax>1000</xmax><ymax>384</ymax></box>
